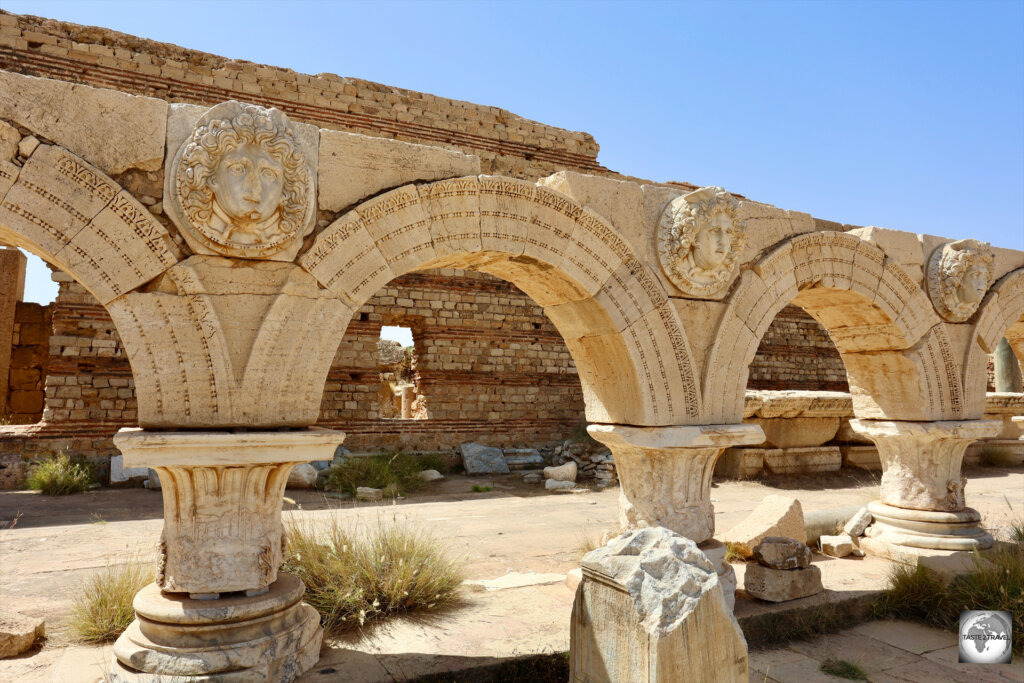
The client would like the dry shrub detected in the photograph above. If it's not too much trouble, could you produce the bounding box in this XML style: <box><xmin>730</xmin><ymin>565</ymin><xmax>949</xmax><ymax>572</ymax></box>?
<box><xmin>323</xmin><ymin>451</ymin><xmax>443</xmax><ymax>498</ymax></box>
<box><xmin>283</xmin><ymin>515</ymin><xmax>464</xmax><ymax>634</ymax></box>
<box><xmin>69</xmin><ymin>554</ymin><xmax>155</xmax><ymax>643</ymax></box>
<box><xmin>26</xmin><ymin>453</ymin><xmax>94</xmax><ymax>495</ymax></box>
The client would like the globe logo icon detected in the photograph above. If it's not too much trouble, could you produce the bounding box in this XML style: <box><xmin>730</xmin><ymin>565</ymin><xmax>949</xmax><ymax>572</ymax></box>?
<box><xmin>959</xmin><ymin>610</ymin><xmax>1013</xmax><ymax>664</ymax></box>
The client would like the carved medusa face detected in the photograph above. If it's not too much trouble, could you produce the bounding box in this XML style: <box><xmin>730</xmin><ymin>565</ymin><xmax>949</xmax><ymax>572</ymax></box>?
<box><xmin>926</xmin><ymin>239</ymin><xmax>995</xmax><ymax>322</ymax></box>
<box><xmin>173</xmin><ymin>102</ymin><xmax>313</xmax><ymax>260</ymax></box>
<box><xmin>658</xmin><ymin>186</ymin><xmax>746</xmax><ymax>297</ymax></box>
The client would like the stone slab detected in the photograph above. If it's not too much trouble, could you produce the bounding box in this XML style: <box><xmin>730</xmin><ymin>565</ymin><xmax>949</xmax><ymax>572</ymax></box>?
<box><xmin>753</xmin><ymin>537</ymin><xmax>812</xmax><ymax>570</ymax></box>
<box><xmin>460</xmin><ymin>442</ymin><xmax>510</xmax><ymax>475</ymax></box>
<box><xmin>722</xmin><ymin>494</ymin><xmax>807</xmax><ymax>558</ymax></box>
<box><xmin>743</xmin><ymin>564</ymin><xmax>823</xmax><ymax>603</ymax></box>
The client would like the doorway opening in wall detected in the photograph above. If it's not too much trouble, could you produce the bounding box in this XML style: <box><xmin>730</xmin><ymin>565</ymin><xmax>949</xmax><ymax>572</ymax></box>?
<box><xmin>378</xmin><ymin>325</ymin><xmax>424</xmax><ymax>420</ymax></box>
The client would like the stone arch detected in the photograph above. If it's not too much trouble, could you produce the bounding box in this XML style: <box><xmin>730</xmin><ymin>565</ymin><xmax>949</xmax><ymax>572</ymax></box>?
<box><xmin>0</xmin><ymin>143</ymin><xmax>180</xmax><ymax>306</ymax></box>
<box><xmin>299</xmin><ymin>176</ymin><xmax>702</xmax><ymax>426</ymax></box>
<box><xmin>702</xmin><ymin>231</ymin><xmax>963</xmax><ymax>423</ymax></box>
<box><xmin>963</xmin><ymin>268</ymin><xmax>1024</xmax><ymax>412</ymax></box>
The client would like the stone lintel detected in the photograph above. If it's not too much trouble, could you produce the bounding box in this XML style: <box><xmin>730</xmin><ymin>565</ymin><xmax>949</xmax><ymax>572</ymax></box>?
<box><xmin>849</xmin><ymin>418</ymin><xmax>1001</xmax><ymax>442</ymax></box>
<box><xmin>587</xmin><ymin>422</ymin><xmax>764</xmax><ymax>451</ymax></box>
<box><xmin>114</xmin><ymin>427</ymin><xmax>344</xmax><ymax>469</ymax></box>
<box><xmin>984</xmin><ymin>392</ymin><xmax>1024</xmax><ymax>415</ymax></box>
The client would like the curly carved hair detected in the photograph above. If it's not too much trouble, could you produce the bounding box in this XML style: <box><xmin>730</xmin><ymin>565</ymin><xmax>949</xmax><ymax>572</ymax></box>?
<box><xmin>659</xmin><ymin>186</ymin><xmax>747</xmax><ymax>294</ymax></box>
<box><xmin>178</xmin><ymin>104</ymin><xmax>309</xmax><ymax>237</ymax></box>
<box><xmin>928</xmin><ymin>238</ymin><xmax>995</xmax><ymax>322</ymax></box>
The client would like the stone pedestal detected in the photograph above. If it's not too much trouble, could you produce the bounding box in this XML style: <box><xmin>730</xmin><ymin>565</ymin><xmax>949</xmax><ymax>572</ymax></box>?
<box><xmin>109</xmin><ymin>427</ymin><xmax>342</xmax><ymax>682</ymax></box>
<box><xmin>849</xmin><ymin>419</ymin><xmax>1000</xmax><ymax>553</ymax></box>
<box><xmin>586</xmin><ymin>423</ymin><xmax>764</xmax><ymax>543</ymax></box>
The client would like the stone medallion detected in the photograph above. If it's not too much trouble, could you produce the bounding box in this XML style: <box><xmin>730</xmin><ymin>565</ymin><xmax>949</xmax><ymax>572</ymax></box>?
<box><xmin>658</xmin><ymin>186</ymin><xmax>746</xmax><ymax>298</ymax></box>
<box><xmin>925</xmin><ymin>239</ymin><xmax>994</xmax><ymax>322</ymax></box>
<box><xmin>166</xmin><ymin>101</ymin><xmax>316</xmax><ymax>261</ymax></box>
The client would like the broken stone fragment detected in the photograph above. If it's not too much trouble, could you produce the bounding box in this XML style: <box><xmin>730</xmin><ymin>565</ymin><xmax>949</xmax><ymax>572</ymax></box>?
<box><xmin>545</xmin><ymin>479</ymin><xmax>575</xmax><ymax>491</ymax></box>
<box><xmin>721</xmin><ymin>494</ymin><xmax>806</xmax><ymax>558</ymax></box>
<box><xmin>743</xmin><ymin>564</ymin><xmax>823</xmax><ymax>602</ymax></box>
<box><xmin>460</xmin><ymin>442</ymin><xmax>509</xmax><ymax>475</ymax></box>
<box><xmin>843</xmin><ymin>506</ymin><xmax>872</xmax><ymax>537</ymax></box>
<box><xmin>819</xmin><ymin>534</ymin><xmax>854</xmax><ymax>558</ymax></box>
<box><xmin>356</xmin><ymin>486</ymin><xmax>383</xmax><ymax>502</ymax></box>
<box><xmin>17</xmin><ymin>135</ymin><xmax>39</xmax><ymax>159</ymax></box>
<box><xmin>521</xmin><ymin>471</ymin><xmax>543</xmax><ymax>484</ymax></box>
<box><xmin>544</xmin><ymin>460</ymin><xmax>577</xmax><ymax>482</ymax></box>
<box><xmin>286</xmin><ymin>463</ymin><xmax>318</xmax><ymax>489</ymax></box>
<box><xmin>0</xmin><ymin>610</ymin><xmax>44</xmax><ymax>659</ymax></box>
<box><xmin>752</xmin><ymin>536</ymin><xmax>812</xmax><ymax>570</ymax></box>
<box><xmin>419</xmin><ymin>469</ymin><xmax>444</xmax><ymax>482</ymax></box>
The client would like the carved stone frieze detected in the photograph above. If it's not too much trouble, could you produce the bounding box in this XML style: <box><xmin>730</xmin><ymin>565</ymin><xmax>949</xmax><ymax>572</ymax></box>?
<box><xmin>658</xmin><ymin>186</ymin><xmax>746</xmax><ymax>298</ymax></box>
<box><xmin>925</xmin><ymin>238</ymin><xmax>994</xmax><ymax>322</ymax></box>
<box><xmin>166</xmin><ymin>101</ymin><xmax>316</xmax><ymax>261</ymax></box>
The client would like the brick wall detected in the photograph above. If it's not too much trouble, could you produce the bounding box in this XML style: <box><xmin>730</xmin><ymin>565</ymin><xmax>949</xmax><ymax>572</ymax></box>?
<box><xmin>746</xmin><ymin>305</ymin><xmax>849</xmax><ymax>392</ymax></box>
<box><xmin>7</xmin><ymin>301</ymin><xmax>50</xmax><ymax>423</ymax></box>
<box><xmin>0</xmin><ymin>10</ymin><xmax>608</xmax><ymax>182</ymax></box>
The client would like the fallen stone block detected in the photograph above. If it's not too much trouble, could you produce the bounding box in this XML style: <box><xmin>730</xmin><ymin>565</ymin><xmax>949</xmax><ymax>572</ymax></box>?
<box><xmin>286</xmin><ymin>463</ymin><xmax>318</xmax><ymax>489</ymax></box>
<box><xmin>521</xmin><ymin>471</ymin><xmax>543</xmax><ymax>484</ymax></box>
<box><xmin>843</xmin><ymin>507</ymin><xmax>872</xmax><ymax>537</ymax></box>
<box><xmin>460</xmin><ymin>442</ymin><xmax>509</xmax><ymax>475</ymax></box>
<box><xmin>419</xmin><ymin>469</ymin><xmax>444</xmax><ymax>482</ymax></box>
<box><xmin>752</xmin><ymin>537</ymin><xmax>812</xmax><ymax>570</ymax></box>
<box><xmin>544</xmin><ymin>461</ymin><xmax>577</xmax><ymax>482</ymax></box>
<box><xmin>545</xmin><ymin>479</ymin><xmax>575</xmax><ymax>491</ymax></box>
<box><xmin>0</xmin><ymin>609</ymin><xmax>44</xmax><ymax>658</ymax></box>
<box><xmin>721</xmin><ymin>494</ymin><xmax>806</xmax><ymax>558</ymax></box>
<box><xmin>571</xmin><ymin>527</ymin><xmax>748</xmax><ymax>682</ymax></box>
<box><xmin>503</xmin><ymin>448</ymin><xmax>544</xmax><ymax>470</ymax></box>
<box><xmin>356</xmin><ymin>486</ymin><xmax>383</xmax><ymax>502</ymax></box>
<box><xmin>820</xmin><ymin>534</ymin><xmax>854</xmax><ymax>558</ymax></box>
<box><xmin>743</xmin><ymin>564</ymin><xmax>823</xmax><ymax>602</ymax></box>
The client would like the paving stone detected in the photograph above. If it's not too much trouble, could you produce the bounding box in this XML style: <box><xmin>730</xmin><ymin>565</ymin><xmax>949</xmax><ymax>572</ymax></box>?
<box><xmin>851</xmin><ymin>619</ymin><xmax>954</xmax><ymax>655</ymax></box>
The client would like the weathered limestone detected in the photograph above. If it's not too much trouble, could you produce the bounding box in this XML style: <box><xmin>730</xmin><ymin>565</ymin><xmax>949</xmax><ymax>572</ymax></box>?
<box><xmin>0</xmin><ymin>609</ymin><xmax>44</xmax><ymax>658</ymax></box>
<box><xmin>544</xmin><ymin>460</ymin><xmax>578</xmax><ymax>482</ymax></box>
<box><xmin>317</xmin><ymin>130</ymin><xmax>481</xmax><ymax>212</ymax></box>
<box><xmin>0</xmin><ymin>70</ymin><xmax>168</xmax><ymax>175</ymax></box>
<box><xmin>356</xmin><ymin>486</ymin><xmax>384</xmax><ymax>501</ymax></box>
<box><xmin>115</xmin><ymin>428</ymin><xmax>342</xmax><ymax>595</ymax></box>
<box><xmin>752</xmin><ymin>537</ymin><xmax>812</xmax><ymax>570</ymax></box>
<box><xmin>587</xmin><ymin>423</ymin><xmax>763</xmax><ymax>541</ymax></box>
<box><xmin>849</xmin><ymin>419</ymin><xmax>1000</xmax><ymax>552</ymax></box>
<box><xmin>0</xmin><ymin>248</ymin><xmax>25</xmax><ymax>418</ymax></box>
<box><xmin>721</xmin><ymin>495</ymin><xmax>806</xmax><ymax>558</ymax></box>
<box><xmin>460</xmin><ymin>442</ymin><xmax>509</xmax><ymax>474</ymax></box>
<box><xmin>286</xmin><ymin>463</ymin><xmax>318</xmax><ymax>489</ymax></box>
<box><xmin>819</xmin><ymin>534</ymin><xmax>854</xmax><ymax>558</ymax></box>
<box><xmin>546</xmin><ymin>479</ymin><xmax>576</xmax><ymax>491</ymax></box>
<box><xmin>743</xmin><ymin>564</ymin><xmax>823</xmax><ymax>603</ymax></box>
<box><xmin>843</xmin><ymin>507</ymin><xmax>872</xmax><ymax>537</ymax></box>
<box><xmin>570</xmin><ymin>528</ymin><xmax>748</xmax><ymax>683</ymax></box>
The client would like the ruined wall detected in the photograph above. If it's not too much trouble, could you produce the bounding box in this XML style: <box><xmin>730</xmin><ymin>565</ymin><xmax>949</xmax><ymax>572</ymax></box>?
<box><xmin>7</xmin><ymin>301</ymin><xmax>50</xmax><ymax>423</ymax></box>
<box><xmin>747</xmin><ymin>306</ymin><xmax>849</xmax><ymax>392</ymax></box>
<box><xmin>0</xmin><ymin>11</ymin><xmax>605</xmax><ymax>182</ymax></box>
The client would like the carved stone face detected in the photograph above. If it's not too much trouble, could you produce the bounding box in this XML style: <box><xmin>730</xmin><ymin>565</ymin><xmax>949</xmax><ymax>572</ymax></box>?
<box><xmin>957</xmin><ymin>260</ymin><xmax>989</xmax><ymax>306</ymax></box>
<box><xmin>211</xmin><ymin>144</ymin><xmax>285</xmax><ymax>225</ymax></box>
<box><xmin>692</xmin><ymin>212</ymin><xmax>733</xmax><ymax>271</ymax></box>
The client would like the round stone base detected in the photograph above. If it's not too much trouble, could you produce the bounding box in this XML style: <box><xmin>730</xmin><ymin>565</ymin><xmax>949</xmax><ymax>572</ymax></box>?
<box><xmin>109</xmin><ymin>574</ymin><xmax>322</xmax><ymax>682</ymax></box>
<box><xmin>865</xmin><ymin>501</ymin><xmax>993</xmax><ymax>551</ymax></box>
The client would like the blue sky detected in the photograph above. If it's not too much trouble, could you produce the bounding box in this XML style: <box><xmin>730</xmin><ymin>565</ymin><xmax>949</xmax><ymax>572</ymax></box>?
<box><xmin>4</xmin><ymin>0</ymin><xmax>1023</xmax><ymax>311</ymax></box>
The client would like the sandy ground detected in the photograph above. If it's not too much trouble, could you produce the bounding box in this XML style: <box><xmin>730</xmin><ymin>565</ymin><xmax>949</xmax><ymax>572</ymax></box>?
<box><xmin>1</xmin><ymin>465</ymin><xmax>1022</xmax><ymax>682</ymax></box>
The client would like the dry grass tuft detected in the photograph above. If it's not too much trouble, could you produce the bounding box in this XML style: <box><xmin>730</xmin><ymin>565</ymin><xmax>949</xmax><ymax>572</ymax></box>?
<box><xmin>68</xmin><ymin>554</ymin><xmax>154</xmax><ymax>643</ymax></box>
<box><xmin>283</xmin><ymin>515</ymin><xmax>464</xmax><ymax>634</ymax></box>
<box><xmin>26</xmin><ymin>453</ymin><xmax>94</xmax><ymax>495</ymax></box>
<box><xmin>322</xmin><ymin>451</ymin><xmax>445</xmax><ymax>498</ymax></box>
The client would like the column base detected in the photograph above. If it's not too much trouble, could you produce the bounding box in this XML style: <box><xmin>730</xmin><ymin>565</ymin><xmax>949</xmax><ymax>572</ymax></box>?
<box><xmin>699</xmin><ymin>539</ymin><xmax>736</xmax><ymax>612</ymax></box>
<box><xmin>109</xmin><ymin>574</ymin><xmax>322</xmax><ymax>682</ymax></box>
<box><xmin>863</xmin><ymin>501</ymin><xmax>993</xmax><ymax>552</ymax></box>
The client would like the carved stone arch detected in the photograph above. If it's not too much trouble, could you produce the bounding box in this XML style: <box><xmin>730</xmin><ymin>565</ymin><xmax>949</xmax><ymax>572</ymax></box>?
<box><xmin>0</xmin><ymin>143</ymin><xmax>180</xmax><ymax>305</ymax></box>
<box><xmin>702</xmin><ymin>231</ymin><xmax>961</xmax><ymax>422</ymax></box>
<box><xmin>963</xmin><ymin>268</ymin><xmax>1024</xmax><ymax>413</ymax></box>
<box><xmin>299</xmin><ymin>176</ymin><xmax>702</xmax><ymax>426</ymax></box>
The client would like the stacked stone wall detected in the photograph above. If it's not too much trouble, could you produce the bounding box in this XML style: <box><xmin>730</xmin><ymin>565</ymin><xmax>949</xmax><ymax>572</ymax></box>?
<box><xmin>746</xmin><ymin>306</ymin><xmax>849</xmax><ymax>392</ymax></box>
<box><xmin>0</xmin><ymin>11</ymin><xmax>606</xmax><ymax>182</ymax></box>
<box><xmin>7</xmin><ymin>301</ymin><xmax>50</xmax><ymax>423</ymax></box>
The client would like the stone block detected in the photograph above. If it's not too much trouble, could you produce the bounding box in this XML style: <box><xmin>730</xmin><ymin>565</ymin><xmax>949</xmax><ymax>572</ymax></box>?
<box><xmin>715</xmin><ymin>447</ymin><xmax>764</xmax><ymax>479</ymax></box>
<box><xmin>0</xmin><ymin>120</ymin><xmax>17</xmax><ymax>162</ymax></box>
<box><xmin>356</xmin><ymin>486</ymin><xmax>383</xmax><ymax>502</ymax></box>
<box><xmin>109</xmin><ymin>454</ymin><xmax>148</xmax><ymax>483</ymax></box>
<box><xmin>545</xmin><ymin>479</ymin><xmax>575</xmax><ymax>491</ymax></box>
<box><xmin>762</xmin><ymin>446</ymin><xmax>842</xmax><ymax>475</ymax></box>
<box><xmin>503</xmin><ymin>448</ymin><xmax>543</xmax><ymax>470</ymax></box>
<box><xmin>286</xmin><ymin>463</ymin><xmax>318</xmax><ymax>489</ymax></box>
<box><xmin>753</xmin><ymin>417</ymin><xmax>841</xmax><ymax>448</ymax></box>
<box><xmin>840</xmin><ymin>445</ymin><xmax>880</xmax><ymax>470</ymax></box>
<box><xmin>0</xmin><ymin>609</ymin><xmax>44</xmax><ymax>658</ymax></box>
<box><xmin>743</xmin><ymin>564</ymin><xmax>823</xmax><ymax>603</ymax></box>
<box><xmin>418</xmin><ymin>469</ymin><xmax>444</xmax><ymax>482</ymax></box>
<box><xmin>820</xmin><ymin>534</ymin><xmax>854</xmax><ymax>558</ymax></box>
<box><xmin>571</xmin><ymin>528</ymin><xmax>748</xmax><ymax>682</ymax></box>
<box><xmin>460</xmin><ymin>442</ymin><xmax>509</xmax><ymax>475</ymax></box>
<box><xmin>544</xmin><ymin>460</ymin><xmax>577</xmax><ymax>482</ymax></box>
<box><xmin>0</xmin><ymin>70</ymin><xmax>167</xmax><ymax>175</ymax></box>
<box><xmin>843</xmin><ymin>507</ymin><xmax>872</xmax><ymax>537</ymax></box>
<box><xmin>721</xmin><ymin>494</ymin><xmax>806</xmax><ymax>558</ymax></box>
<box><xmin>318</xmin><ymin>130</ymin><xmax>480</xmax><ymax>212</ymax></box>
<box><xmin>753</xmin><ymin>537</ymin><xmax>812</xmax><ymax>570</ymax></box>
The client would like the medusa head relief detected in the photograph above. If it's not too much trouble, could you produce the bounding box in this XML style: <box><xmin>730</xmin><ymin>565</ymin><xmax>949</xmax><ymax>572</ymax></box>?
<box><xmin>658</xmin><ymin>186</ymin><xmax>747</xmax><ymax>298</ymax></box>
<box><xmin>926</xmin><ymin>239</ymin><xmax>995</xmax><ymax>322</ymax></box>
<box><xmin>168</xmin><ymin>101</ymin><xmax>316</xmax><ymax>261</ymax></box>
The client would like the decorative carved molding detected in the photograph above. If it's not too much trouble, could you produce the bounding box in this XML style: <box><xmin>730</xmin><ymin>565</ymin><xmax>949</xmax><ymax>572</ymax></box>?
<box><xmin>658</xmin><ymin>186</ymin><xmax>746</xmax><ymax>298</ymax></box>
<box><xmin>168</xmin><ymin>101</ymin><xmax>315</xmax><ymax>261</ymax></box>
<box><xmin>925</xmin><ymin>239</ymin><xmax>994</xmax><ymax>322</ymax></box>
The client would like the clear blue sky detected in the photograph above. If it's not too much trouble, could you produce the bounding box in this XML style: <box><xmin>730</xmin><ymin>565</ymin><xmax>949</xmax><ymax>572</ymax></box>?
<box><xmin>4</xmin><ymin>0</ymin><xmax>1023</xmax><ymax>309</ymax></box>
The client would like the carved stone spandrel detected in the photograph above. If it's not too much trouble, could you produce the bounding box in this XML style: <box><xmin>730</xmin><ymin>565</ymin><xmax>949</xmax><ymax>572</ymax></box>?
<box><xmin>926</xmin><ymin>239</ymin><xmax>995</xmax><ymax>323</ymax></box>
